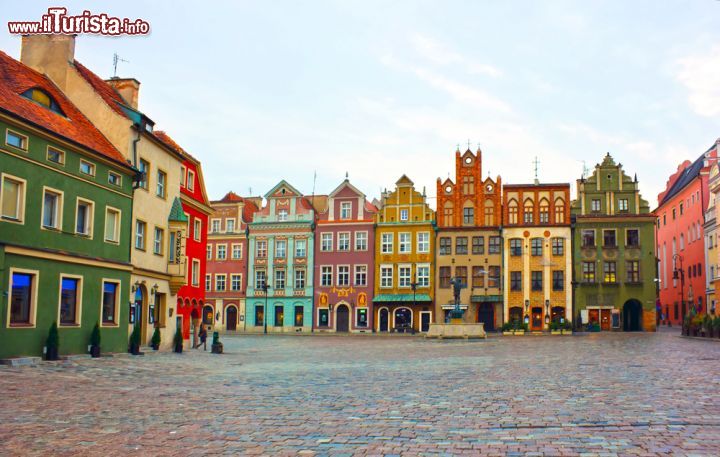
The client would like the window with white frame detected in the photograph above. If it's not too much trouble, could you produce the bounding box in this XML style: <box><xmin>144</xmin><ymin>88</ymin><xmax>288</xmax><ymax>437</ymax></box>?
<box><xmin>416</xmin><ymin>264</ymin><xmax>430</xmax><ymax>287</ymax></box>
<box><xmin>232</xmin><ymin>243</ymin><xmax>242</xmax><ymax>259</ymax></box>
<box><xmin>211</xmin><ymin>219</ymin><xmax>221</xmax><ymax>233</ymax></box>
<box><xmin>294</xmin><ymin>269</ymin><xmax>306</xmax><ymax>289</ymax></box>
<box><xmin>207</xmin><ymin>244</ymin><xmax>212</xmax><ymax>260</ymax></box>
<box><xmin>216</xmin><ymin>274</ymin><xmax>226</xmax><ymax>291</ymax></box>
<box><xmin>138</xmin><ymin>159</ymin><xmax>149</xmax><ymax>190</ymax></box>
<box><xmin>47</xmin><ymin>147</ymin><xmax>64</xmax><ymax>165</ymax></box>
<box><xmin>255</xmin><ymin>269</ymin><xmax>266</xmax><ymax>288</ymax></box>
<box><xmin>79</xmin><ymin>159</ymin><xmax>95</xmax><ymax>176</ymax></box>
<box><xmin>135</xmin><ymin>220</ymin><xmax>146</xmax><ymax>250</ymax></box>
<box><xmin>399</xmin><ymin>233</ymin><xmax>411</xmax><ymax>253</ymax></box>
<box><xmin>191</xmin><ymin>259</ymin><xmax>200</xmax><ymax>286</ymax></box>
<box><xmin>340</xmin><ymin>202</ymin><xmax>352</xmax><ymax>219</ymax></box>
<box><xmin>354</xmin><ymin>265</ymin><xmax>367</xmax><ymax>286</ymax></box>
<box><xmin>104</xmin><ymin>207</ymin><xmax>120</xmax><ymax>243</ymax></box>
<box><xmin>231</xmin><ymin>274</ymin><xmax>242</xmax><ymax>291</ymax></box>
<box><xmin>187</xmin><ymin>170</ymin><xmax>195</xmax><ymax>191</ymax></box>
<box><xmin>278</xmin><ymin>209</ymin><xmax>288</xmax><ymax>221</ymax></box>
<box><xmin>193</xmin><ymin>218</ymin><xmax>201</xmax><ymax>241</ymax></box>
<box><xmin>381</xmin><ymin>233</ymin><xmax>393</xmax><ymax>253</ymax></box>
<box><xmin>338</xmin><ymin>232</ymin><xmax>350</xmax><ymax>251</ymax></box>
<box><xmin>217</xmin><ymin>244</ymin><xmax>227</xmax><ymax>260</ymax></box>
<box><xmin>205</xmin><ymin>274</ymin><xmax>211</xmax><ymax>291</ymax></box>
<box><xmin>226</xmin><ymin>219</ymin><xmax>235</xmax><ymax>233</ymax></box>
<box><xmin>400</xmin><ymin>209</ymin><xmax>409</xmax><ymax>221</ymax></box>
<box><xmin>380</xmin><ymin>265</ymin><xmax>393</xmax><ymax>288</ymax></box>
<box><xmin>153</xmin><ymin>227</ymin><xmax>164</xmax><ymax>255</ymax></box>
<box><xmin>156</xmin><ymin>170</ymin><xmax>166</xmax><ymax>198</ymax></box>
<box><xmin>108</xmin><ymin>171</ymin><xmax>122</xmax><ymax>187</ymax></box>
<box><xmin>321</xmin><ymin>266</ymin><xmax>333</xmax><ymax>286</ymax></box>
<box><xmin>399</xmin><ymin>265</ymin><xmax>411</xmax><ymax>288</ymax></box>
<box><xmin>275</xmin><ymin>269</ymin><xmax>286</xmax><ymax>289</ymax></box>
<box><xmin>355</xmin><ymin>231</ymin><xmax>367</xmax><ymax>251</ymax></box>
<box><xmin>6</xmin><ymin>130</ymin><xmax>28</xmax><ymax>150</ymax></box>
<box><xmin>1</xmin><ymin>174</ymin><xmax>25</xmax><ymax>222</ymax></box>
<box><xmin>295</xmin><ymin>239</ymin><xmax>307</xmax><ymax>257</ymax></box>
<box><xmin>275</xmin><ymin>239</ymin><xmax>287</xmax><ymax>258</ymax></box>
<box><xmin>42</xmin><ymin>188</ymin><xmax>62</xmax><ymax>230</ymax></box>
<box><xmin>337</xmin><ymin>265</ymin><xmax>350</xmax><ymax>286</ymax></box>
<box><xmin>321</xmin><ymin>233</ymin><xmax>333</xmax><ymax>251</ymax></box>
<box><xmin>417</xmin><ymin>232</ymin><xmax>429</xmax><ymax>253</ymax></box>
<box><xmin>256</xmin><ymin>240</ymin><xmax>267</xmax><ymax>258</ymax></box>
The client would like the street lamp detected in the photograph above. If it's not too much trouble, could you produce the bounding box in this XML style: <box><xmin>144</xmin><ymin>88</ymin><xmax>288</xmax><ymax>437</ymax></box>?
<box><xmin>672</xmin><ymin>254</ymin><xmax>685</xmax><ymax>323</ymax></box>
<box><xmin>544</xmin><ymin>299</ymin><xmax>550</xmax><ymax>325</ymax></box>
<box><xmin>259</xmin><ymin>281</ymin><xmax>271</xmax><ymax>334</ymax></box>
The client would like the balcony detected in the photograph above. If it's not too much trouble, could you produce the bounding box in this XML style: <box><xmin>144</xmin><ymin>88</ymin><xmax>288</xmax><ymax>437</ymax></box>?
<box><xmin>167</xmin><ymin>260</ymin><xmax>187</xmax><ymax>294</ymax></box>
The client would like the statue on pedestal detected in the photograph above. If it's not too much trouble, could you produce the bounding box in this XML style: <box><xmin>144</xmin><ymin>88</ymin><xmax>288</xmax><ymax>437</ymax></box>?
<box><xmin>448</xmin><ymin>276</ymin><xmax>465</xmax><ymax>320</ymax></box>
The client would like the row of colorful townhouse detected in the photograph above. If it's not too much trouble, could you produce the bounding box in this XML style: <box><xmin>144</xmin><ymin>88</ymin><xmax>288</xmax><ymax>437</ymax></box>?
<box><xmin>202</xmin><ymin>147</ymin><xmax>660</xmax><ymax>335</ymax></box>
<box><xmin>0</xmin><ymin>35</ymin><xmax>212</xmax><ymax>359</ymax></box>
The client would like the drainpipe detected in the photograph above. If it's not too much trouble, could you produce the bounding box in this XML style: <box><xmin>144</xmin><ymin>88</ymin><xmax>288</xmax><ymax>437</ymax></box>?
<box><xmin>131</xmin><ymin>125</ymin><xmax>142</xmax><ymax>189</ymax></box>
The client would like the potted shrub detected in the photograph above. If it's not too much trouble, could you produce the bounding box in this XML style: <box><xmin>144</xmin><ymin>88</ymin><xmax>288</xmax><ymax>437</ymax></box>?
<box><xmin>89</xmin><ymin>322</ymin><xmax>101</xmax><ymax>358</ymax></box>
<box><xmin>211</xmin><ymin>331</ymin><xmax>223</xmax><ymax>354</ymax></box>
<box><xmin>128</xmin><ymin>325</ymin><xmax>142</xmax><ymax>355</ymax></box>
<box><xmin>550</xmin><ymin>321</ymin><xmax>561</xmax><ymax>335</ymax></box>
<box><xmin>151</xmin><ymin>327</ymin><xmax>161</xmax><ymax>350</ymax></box>
<box><xmin>173</xmin><ymin>327</ymin><xmax>183</xmax><ymax>353</ymax></box>
<box><xmin>514</xmin><ymin>321</ymin><xmax>526</xmax><ymax>335</ymax></box>
<box><xmin>501</xmin><ymin>322</ymin><xmax>514</xmax><ymax>336</ymax></box>
<box><xmin>45</xmin><ymin>321</ymin><xmax>60</xmax><ymax>361</ymax></box>
<box><xmin>562</xmin><ymin>320</ymin><xmax>573</xmax><ymax>335</ymax></box>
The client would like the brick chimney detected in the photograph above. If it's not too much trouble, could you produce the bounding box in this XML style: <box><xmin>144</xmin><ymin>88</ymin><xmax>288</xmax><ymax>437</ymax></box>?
<box><xmin>105</xmin><ymin>77</ymin><xmax>140</xmax><ymax>110</ymax></box>
<box><xmin>20</xmin><ymin>34</ymin><xmax>75</xmax><ymax>91</ymax></box>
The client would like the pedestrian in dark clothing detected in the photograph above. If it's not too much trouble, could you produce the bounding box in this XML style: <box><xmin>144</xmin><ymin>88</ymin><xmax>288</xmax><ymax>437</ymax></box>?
<box><xmin>198</xmin><ymin>326</ymin><xmax>208</xmax><ymax>351</ymax></box>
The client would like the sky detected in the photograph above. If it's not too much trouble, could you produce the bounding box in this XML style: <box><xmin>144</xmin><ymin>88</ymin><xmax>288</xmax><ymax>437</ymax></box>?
<box><xmin>2</xmin><ymin>1</ymin><xmax>720</xmax><ymax>208</ymax></box>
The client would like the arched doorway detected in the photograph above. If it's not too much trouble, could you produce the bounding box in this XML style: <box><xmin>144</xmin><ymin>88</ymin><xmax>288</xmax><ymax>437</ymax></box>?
<box><xmin>203</xmin><ymin>304</ymin><xmax>214</xmax><ymax>327</ymax></box>
<box><xmin>134</xmin><ymin>285</ymin><xmax>148</xmax><ymax>342</ymax></box>
<box><xmin>378</xmin><ymin>308</ymin><xmax>389</xmax><ymax>332</ymax></box>
<box><xmin>531</xmin><ymin>307</ymin><xmax>543</xmax><ymax>331</ymax></box>
<box><xmin>478</xmin><ymin>303</ymin><xmax>494</xmax><ymax>331</ymax></box>
<box><xmin>394</xmin><ymin>307</ymin><xmax>412</xmax><ymax>331</ymax></box>
<box><xmin>226</xmin><ymin>305</ymin><xmax>238</xmax><ymax>331</ymax></box>
<box><xmin>336</xmin><ymin>304</ymin><xmax>349</xmax><ymax>332</ymax></box>
<box><xmin>509</xmin><ymin>306</ymin><xmax>523</xmax><ymax>325</ymax></box>
<box><xmin>623</xmin><ymin>299</ymin><xmax>643</xmax><ymax>331</ymax></box>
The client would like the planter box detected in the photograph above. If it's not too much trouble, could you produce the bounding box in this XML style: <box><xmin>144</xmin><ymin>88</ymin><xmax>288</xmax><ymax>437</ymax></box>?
<box><xmin>502</xmin><ymin>331</ymin><xmax>514</xmax><ymax>336</ymax></box>
<box><xmin>561</xmin><ymin>330</ymin><xmax>572</xmax><ymax>335</ymax></box>
<box><xmin>551</xmin><ymin>330</ymin><xmax>562</xmax><ymax>335</ymax></box>
<box><xmin>514</xmin><ymin>330</ymin><xmax>525</xmax><ymax>335</ymax></box>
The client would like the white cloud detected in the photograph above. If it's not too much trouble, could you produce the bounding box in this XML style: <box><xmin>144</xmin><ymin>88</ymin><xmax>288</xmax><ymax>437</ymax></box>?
<box><xmin>675</xmin><ymin>45</ymin><xmax>720</xmax><ymax>117</ymax></box>
<box><xmin>410</xmin><ymin>34</ymin><xmax>503</xmax><ymax>78</ymax></box>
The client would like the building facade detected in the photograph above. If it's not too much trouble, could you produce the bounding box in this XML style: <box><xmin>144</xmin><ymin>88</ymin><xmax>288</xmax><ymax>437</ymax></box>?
<box><xmin>0</xmin><ymin>51</ymin><xmax>135</xmax><ymax>358</ymax></box>
<box><xmin>206</xmin><ymin>192</ymin><xmax>259</xmax><ymax>333</ymax></box>
<box><xmin>313</xmin><ymin>178</ymin><xmax>377</xmax><ymax>332</ymax></box>
<box><xmin>571</xmin><ymin>153</ymin><xmax>657</xmax><ymax>331</ymax></box>
<box><xmin>704</xmin><ymin>163</ymin><xmax>718</xmax><ymax>317</ymax></box>
<box><xmin>373</xmin><ymin>176</ymin><xmax>436</xmax><ymax>333</ymax></box>
<box><xmin>435</xmin><ymin>147</ymin><xmax>503</xmax><ymax>330</ymax></box>
<box><xmin>655</xmin><ymin>141</ymin><xmax>718</xmax><ymax>325</ymax></box>
<box><xmin>246</xmin><ymin>181</ymin><xmax>315</xmax><ymax>332</ymax></box>
<box><xmin>502</xmin><ymin>182</ymin><xmax>572</xmax><ymax>330</ymax></box>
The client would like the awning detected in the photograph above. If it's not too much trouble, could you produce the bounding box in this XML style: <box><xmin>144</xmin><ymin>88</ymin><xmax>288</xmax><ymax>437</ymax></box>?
<box><xmin>373</xmin><ymin>293</ymin><xmax>432</xmax><ymax>303</ymax></box>
<box><xmin>471</xmin><ymin>295</ymin><xmax>503</xmax><ymax>303</ymax></box>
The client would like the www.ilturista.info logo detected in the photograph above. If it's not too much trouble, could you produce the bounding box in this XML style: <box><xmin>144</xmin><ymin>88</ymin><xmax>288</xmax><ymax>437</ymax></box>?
<box><xmin>8</xmin><ymin>8</ymin><xmax>150</xmax><ymax>36</ymax></box>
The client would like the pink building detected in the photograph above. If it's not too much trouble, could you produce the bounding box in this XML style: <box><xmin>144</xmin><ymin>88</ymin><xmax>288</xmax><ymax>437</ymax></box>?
<box><xmin>312</xmin><ymin>178</ymin><xmax>377</xmax><ymax>332</ymax></box>
<box><xmin>656</xmin><ymin>141</ymin><xmax>718</xmax><ymax>325</ymax></box>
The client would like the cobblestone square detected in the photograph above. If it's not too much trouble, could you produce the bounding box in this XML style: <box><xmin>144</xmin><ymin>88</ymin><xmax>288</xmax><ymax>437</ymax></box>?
<box><xmin>1</xmin><ymin>330</ymin><xmax>719</xmax><ymax>456</ymax></box>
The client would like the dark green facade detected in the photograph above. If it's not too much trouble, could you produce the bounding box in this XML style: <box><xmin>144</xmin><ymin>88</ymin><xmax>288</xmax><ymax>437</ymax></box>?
<box><xmin>571</xmin><ymin>153</ymin><xmax>657</xmax><ymax>331</ymax></box>
<box><xmin>0</xmin><ymin>116</ymin><xmax>134</xmax><ymax>358</ymax></box>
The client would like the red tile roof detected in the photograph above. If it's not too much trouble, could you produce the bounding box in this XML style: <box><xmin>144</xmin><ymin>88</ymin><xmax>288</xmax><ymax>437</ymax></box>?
<box><xmin>0</xmin><ymin>51</ymin><xmax>127</xmax><ymax>165</ymax></box>
<box><xmin>152</xmin><ymin>130</ymin><xmax>199</xmax><ymax>163</ymax></box>
<box><xmin>73</xmin><ymin>60</ymin><xmax>130</xmax><ymax>119</ymax></box>
<box><xmin>217</xmin><ymin>191</ymin><xmax>244</xmax><ymax>203</ymax></box>
<box><xmin>211</xmin><ymin>192</ymin><xmax>260</xmax><ymax>223</ymax></box>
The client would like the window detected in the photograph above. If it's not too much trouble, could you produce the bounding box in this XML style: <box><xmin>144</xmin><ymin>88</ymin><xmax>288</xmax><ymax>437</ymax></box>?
<box><xmin>6</xmin><ymin>130</ymin><xmax>27</xmax><ymax>150</ymax></box>
<box><xmin>456</xmin><ymin>237</ymin><xmax>468</xmax><ymax>255</ymax></box>
<box><xmin>472</xmin><ymin>236</ymin><xmax>484</xmax><ymax>255</ymax></box>
<box><xmin>256</xmin><ymin>240</ymin><xmax>267</xmax><ymax>258</ymax></box>
<box><xmin>340</xmin><ymin>202</ymin><xmax>351</xmax><ymax>219</ymax></box>
<box><xmin>531</xmin><ymin>271</ymin><xmax>543</xmax><ymax>291</ymax></box>
<box><xmin>255</xmin><ymin>269</ymin><xmax>266</xmax><ymax>288</ymax></box>
<box><xmin>531</xmin><ymin>238</ymin><xmax>543</xmax><ymax>256</ymax></box>
<box><xmin>508</xmin><ymin>202</ymin><xmax>519</xmax><ymax>224</ymax></box>
<box><xmin>488</xmin><ymin>236</ymin><xmax>501</xmax><ymax>254</ymax></box>
<box><xmin>417</xmin><ymin>232</ymin><xmax>430</xmax><ymax>253</ymax></box>
<box><xmin>337</xmin><ymin>266</ymin><xmax>350</xmax><ymax>286</ymax></box>
<box><xmin>42</xmin><ymin>188</ymin><xmax>62</xmax><ymax>229</ymax></box>
<box><xmin>381</xmin><ymin>233</ymin><xmax>393</xmax><ymax>253</ymax></box>
<box><xmin>1</xmin><ymin>174</ymin><xmax>25</xmax><ymax>222</ymax></box>
<box><xmin>524</xmin><ymin>202</ymin><xmax>534</xmax><ymax>223</ymax></box>
<box><xmin>626</xmin><ymin>229</ymin><xmax>639</xmax><ymax>247</ymax></box>
<box><xmin>217</xmin><ymin>244</ymin><xmax>227</xmax><ymax>260</ymax></box>
<box><xmin>294</xmin><ymin>269</ymin><xmax>306</xmax><ymax>289</ymax></box>
<box><xmin>193</xmin><ymin>219</ymin><xmax>201</xmax><ymax>241</ymax></box>
<box><xmin>232</xmin><ymin>244</ymin><xmax>242</xmax><ymax>259</ymax></box>
<box><xmin>582</xmin><ymin>262</ymin><xmax>596</xmax><ymax>283</ymax></box>
<box><xmin>78</xmin><ymin>159</ymin><xmax>95</xmax><ymax>177</ymax></box>
<box><xmin>488</xmin><ymin>266</ymin><xmax>500</xmax><ymax>288</ymax></box>
<box><xmin>355</xmin><ymin>232</ymin><xmax>367</xmax><ymax>251</ymax></box>
<box><xmin>552</xmin><ymin>271</ymin><xmax>564</xmax><ymax>291</ymax></box>
<box><xmin>472</xmin><ymin>266</ymin><xmax>485</xmax><ymax>287</ymax></box>
<box><xmin>603</xmin><ymin>262</ymin><xmax>617</xmax><ymax>283</ymax></box>
<box><xmin>554</xmin><ymin>201</ymin><xmax>565</xmax><ymax>224</ymax></box>
<box><xmin>275</xmin><ymin>239</ymin><xmax>286</xmax><ymax>258</ymax></box>
<box><xmin>321</xmin><ymin>233</ymin><xmax>333</xmax><ymax>251</ymax></box>
<box><xmin>510</xmin><ymin>271</ymin><xmax>522</xmax><ymax>291</ymax></box>
<box><xmin>463</xmin><ymin>207</ymin><xmax>474</xmax><ymax>225</ymax></box>
<box><xmin>626</xmin><ymin>261</ymin><xmax>640</xmax><ymax>282</ymax></box>
<box><xmin>75</xmin><ymin>199</ymin><xmax>93</xmax><ymax>236</ymax></box>
<box><xmin>278</xmin><ymin>209</ymin><xmax>288</xmax><ymax>221</ymax></box>
<box><xmin>104</xmin><ymin>207</ymin><xmax>120</xmax><ymax>243</ymax></box>
<box><xmin>180</xmin><ymin>165</ymin><xmax>187</xmax><ymax>187</ymax></box>
<box><xmin>551</xmin><ymin>238</ymin><xmax>564</xmax><ymax>256</ymax></box>
<box><xmin>153</xmin><ymin>227</ymin><xmax>164</xmax><ymax>255</ymax></box>
<box><xmin>380</xmin><ymin>265</ymin><xmax>393</xmax><ymax>288</ymax></box>
<box><xmin>603</xmin><ymin>229</ymin><xmax>617</xmax><ymax>248</ymax></box>
<box><xmin>59</xmin><ymin>276</ymin><xmax>81</xmax><ymax>326</ymax></box>
<box><xmin>399</xmin><ymin>265</ymin><xmax>411</xmax><ymax>288</ymax></box>
<box><xmin>582</xmin><ymin>229</ymin><xmax>596</xmax><ymax>247</ymax></box>
<box><xmin>462</xmin><ymin>175</ymin><xmax>475</xmax><ymax>194</ymax></box>
<box><xmin>439</xmin><ymin>266</ymin><xmax>451</xmax><ymax>288</ymax></box>
<box><xmin>155</xmin><ymin>170</ymin><xmax>166</xmax><ymax>198</ymax></box>
<box><xmin>231</xmin><ymin>274</ymin><xmax>242</xmax><ymax>291</ymax></box>
<box><xmin>108</xmin><ymin>171</ymin><xmax>122</xmax><ymax>186</ymax></box>
<box><xmin>321</xmin><ymin>266</ymin><xmax>333</xmax><ymax>286</ymax></box>
<box><xmin>510</xmin><ymin>238</ymin><xmax>523</xmax><ymax>256</ymax></box>
<box><xmin>399</xmin><ymin>233</ymin><xmax>411</xmax><ymax>253</ymax></box>
<box><xmin>318</xmin><ymin>308</ymin><xmax>329</xmax><ymax>327</ymax></box>
<box><xmin>216</xmin><ymin>274</ymin><xmax>227</xmax><ymax>291</ymax></box>
<box><xmin>455</xmin><ymin>266</ymin><xmax>468</xmax><ymax>287</ymax></box>
<box><xmin>439</xmin><ymin>237</ymin><xmax>452</xmax><ymax>255</ymax></box>
<box><xmin>355</xmin><ymin>265</ymin><xmax>367</xmax><ymax>286</ymax></box>
<box><xmin>255</xmin><ymin>305</ymin><xmax>264</xmax><ymax>327</ymax></box>
<box><xmin>9</xmin><ymin>271</ymin><xmax>36</xmax><ymax>325</ymax></box>
<box><xmin>205</xmin><ymin>274</ymin><xmax>211</xmax><ymax>291</ymax></box>
<box><xmin>21</xmin><ymin>88</ymin><xmax>64</xmax><ymax>114</ymax></box>
<box><xmin>618</xmin><ymin>199</ymin><xmax>628</xmax><ymax>211</ymax></box>
<box><xmin>591</xmin><ymin>199</ymin><xmax>601</xmax><ymax>212</ymax></box>
<box><xmin>101</xmin><ymin>281</ymin><xmax>119</xmax><ymax>325</ymax></box>
<box><xmin>275</xmin><ymin>269</ymin><xmax>285</xmax><ymax>289</ymax></box>
<box><xmin>211</xmin><ymin>219</ymin><xmax>221</xmax><ymax>233</ymax></box>
<box><xmin>338</xmin><ymin>232</ymin><xmax>350</xmax><ymax>251</ymax></box>
<box><xmin>539</xmin><ymin>201</ymin><xmax>549</xmax><ymax>223</ymax></box>
<box><xmin>226</xmin><ymin>219</ymin><xmax>235</xmax><ymax>233</ymax></box>
<box><xmin>191</xmin><ymin>259</ymin><xmax>200</xmax><ymax>286</ymax></box>
<box><xmin>417</xmin><ymin>264</ymin><xmax>430</xmax><ymax>287</ymax></box>
<box><xmin>295</xmin><ymin>239</ymin><xmax>307</xmax><ymax>257</ymax></box>
<box><xmin>356</xmin><ymin>308</ymin><xmax>368</xmax><ymax>327</ymax></box>
<box><xmin>484</xmin><ymin>201</ymin><xmax>494</xmax><ymax>226</ymax></box>
<box><xmin>138</xmin><ymin>159</ymin><xmax>149</xmax><ymax>189</ymax></box>
<box><xmin>135</xmin><ymin>220</ymin><xmax>146</xmax><ymax>250</ymax></box>
<box><xmin>400</xmin><ymin>209</ymin><xmax>409</xmax><ymax>221</ymax></box>
<box><xmin>294</xmin><ymin>306</ymin><xmax>304</xmax><ymax>327</ymax></box>
<box><xmin>187</xmin><ymin>170</ymin><xmax>195</xmax><ymax>191</ymax></box>
<box><xmin>679</xmin><ymin>202</ymin><xmax>683</xmax><ymax>215</ymax></box>
<box><xmin>207</xmin><ymin>245</ymin><xmax>212</xmax><ymax>260</ymax></box>
<box><xmin>47</xmin><ymin>147</ymin><xmax>64</xmax><ymax>165</ymax></box>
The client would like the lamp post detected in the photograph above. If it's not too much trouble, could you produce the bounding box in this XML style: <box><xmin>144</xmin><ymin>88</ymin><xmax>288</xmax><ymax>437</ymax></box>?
<box><xmin>260</xmin><ymin>281</ymin><xmax>271</xmax><ymax>334</ymax></box>
<box><xmin>672</xmin><ymin>254</ymin><xmax>685</xmax><ymax>323</ymax></box>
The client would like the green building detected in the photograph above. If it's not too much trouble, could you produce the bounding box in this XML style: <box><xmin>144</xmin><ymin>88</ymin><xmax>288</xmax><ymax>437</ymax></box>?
<box><xmin>0</xmin><ymin>51</ymin><xmax>135</xmax><ymax>359</ymax></box>
<box><xmin>571</xmin><ymin>153</ymin><xmax>657</xmax><ymax>331</ymax></box>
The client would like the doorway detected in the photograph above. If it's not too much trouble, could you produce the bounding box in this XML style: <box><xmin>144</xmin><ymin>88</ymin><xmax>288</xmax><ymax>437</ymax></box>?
<box><xmin>394</xmin><ymin>307</ymin><xmax>412</xmax><ymax>331</ymax></box>
<box><xmin>531</xmin><ymin>307</ymin><xmax>543</xmax><ymax>331</ymax></box>
<box><xmin>420</xmin><ymin>311</ymin><xmax>431</xmax><ymax>332</ymax></box>
<box><xmin>336</xmin><ymin>304</ymin><xmax>349</xmax><ymax>332</ymax></box>
<box><xmin>600</xmin><ymin>309</ymin><xmax>611</xmax><ymax>331</ymax></box>
<box><xmin>478</xmin><ymin>303</ymin><xmax>494</xmax><ymax>331</ymax></box>
<box><xmin>623</xmin><ymin>299</ymin><xmax>643</xmax><ymax>331</ymax></box>
<box><xmin>274</xmin><ymin>305</ymin><xmax>284</xmax><ymax>327</ymax></box>
<box><xmin>378</xmin><ymin>308</ymin><xmax>389</xmax><ymax>332</ymax></box>
<box><xmin>134</xmin><ymin>285</ymin><xmax>148</xmax><ymax>342</ymax></box>
<box><xmin>226</xmin><ymin>306</ymin><xmax>237</xmax><ymax>331</ymax></box>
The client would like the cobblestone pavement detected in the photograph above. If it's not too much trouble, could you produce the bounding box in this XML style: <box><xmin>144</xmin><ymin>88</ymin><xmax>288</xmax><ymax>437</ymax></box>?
<box><xmin>1</xmin><ymin>329</ymin><xmax>719</xmax><ymax>456</ymax></box>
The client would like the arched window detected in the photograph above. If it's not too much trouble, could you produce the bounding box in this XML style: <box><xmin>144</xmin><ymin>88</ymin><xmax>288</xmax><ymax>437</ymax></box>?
<box><xmin>554</xmin><ymin>198</ymin><xmax>565</xmax><ymax>224</ymax></box>
<box><xmin>523</xmin><ymin>199</ymin><xmax>534</xmax><ymax>224</ymax></box>
<box><xmin>443</xmin><ymin>201</ymin><xmax>453</xmax><ymax>226</ymax></box>
<box><xmin>507</xmin><ymin>199</ymin><xmax>518</xmax><ymax>224</ymax></box>
<box><xmin>680</xmin><ymin>234</ymin><xmax>685</xmax><ymax>250</ymax></box>
<box><xmin>539</xmin><ymin>198</ymin><xmax>549</xmax><ymax>224</ymax></box>
<box><xmin>484</xmin><ymin>199</ymin><xmax>494</xmax><ymax>226</ymax></box>
<box><xmin>462</xmin><ymin>200</ymin><xmax>474</xmax><ymax>225</ymax></box>
<box><xmin>21</xmin><ymin>88</ymin><xmax>65</xmax><ymax>115</ymax></box>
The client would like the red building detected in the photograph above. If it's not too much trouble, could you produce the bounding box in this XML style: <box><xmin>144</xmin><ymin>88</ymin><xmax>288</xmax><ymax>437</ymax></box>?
<box><xmin>154</xmin><ymin>132</ymin><xmax>212</xmax><ymax>342</ymax></box>
<box><xmin>656</xmin><ymin>143</ymin><xmax>718</xmax><ymax>325</ymax></box>
<box><xmin>205</xmin><ymin>192</ymin><xmax>259</xmax><ymax>332</ymax></box>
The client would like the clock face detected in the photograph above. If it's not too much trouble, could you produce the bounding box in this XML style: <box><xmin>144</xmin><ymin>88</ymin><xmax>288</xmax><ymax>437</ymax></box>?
<box><xmin>486</xmin><ymin>184</ymin><xmax>493</xmax><ymax>192</ymax></box>
<box><xmin>445</xmin><ymin>185</ymin><xmax>452</xmax><ymax>193</ymax></box>
<box><xmin>465</xmin><ymin>156</ymin><xmax>472</xmax><ymax>164</ymax></box>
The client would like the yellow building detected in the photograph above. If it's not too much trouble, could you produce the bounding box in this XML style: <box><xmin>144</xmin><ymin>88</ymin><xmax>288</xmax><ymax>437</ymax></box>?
<box><xmin>373</xmin><ymin>176</ymin><xmax>436</xmax><ymax>332</ymax></box>
<box><xmin>707</xmin><ymin>163</ymin><xmax>719</xmax><ymax>316</ymax></box>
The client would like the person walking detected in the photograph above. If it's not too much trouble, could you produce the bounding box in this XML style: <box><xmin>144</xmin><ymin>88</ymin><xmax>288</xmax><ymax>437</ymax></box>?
<box><xmin>198</xmin><ymin>325</ymin><xmax>208</xmax><ymax>351</ymax></box>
